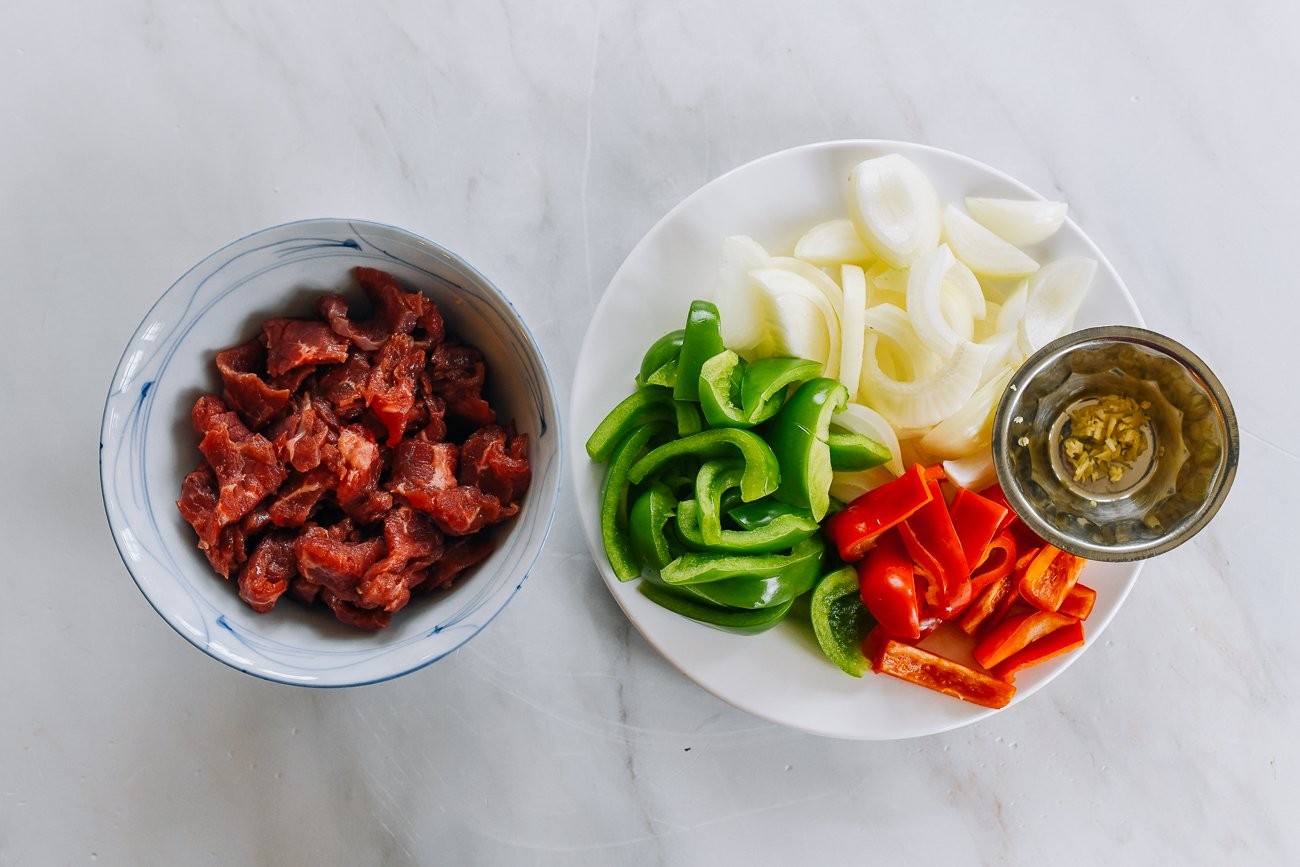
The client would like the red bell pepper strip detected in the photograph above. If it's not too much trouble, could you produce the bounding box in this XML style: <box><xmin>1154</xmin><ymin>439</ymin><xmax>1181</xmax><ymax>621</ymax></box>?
<box><xmin>973</xmin><ymin>609</ymin><xmax>1076</xmax><ymax>670</ymax></box>
<box><xmin>1019</xmin><ymin>546</ymin><xmax>1086</xmax><ymax>612</ymax></box>
<box><xmin>949</xmin><ymin>488</ymin><xmax>1009</xmax><ymax>572</ymax></box>
<box><xmin>969</xmin><ymin>530</ymin><xmax>1016</xmax><ymax>597</ymax></box>
<box><xmin>923</xmin><ymin>464</ymin><xmax>947</xmax><ymax>484</ymax></box>
<box><xmin>976</xmin><ymin>483</ymin><xmax>1017</xmax><ymax>531</ymax></box>
<box><xmin>956</xmin><ymin>572</ymin><xmax>1016</xmax><ymax>637</ymax></box>
<box><xmin>897</xmin><ymin>480</ymin><xmax>970</xmax><ymax>615</ymax></box>
<box><xmin>867</xmin><ymin>630</ymin><xmax>1016</xmax><ymax>709</ymax></box>
<box><xmin>1058</xmin><ymin>583</ymin><xmax>1097</xmax><ymax>620</ymax></box>
<box><xmin>824</xmin><ymin>464</ymin><xmax>933</xmax><ymax>563</ymax></box>
<box><xmin>992</xmin><ymin>620</ymin><xmax>1085</xmax><ymax>682</ymax></box>
<box><xmin>857</xmin><ymin>530</ymin><xmax>920</xmax><ymax>640</ymax></box>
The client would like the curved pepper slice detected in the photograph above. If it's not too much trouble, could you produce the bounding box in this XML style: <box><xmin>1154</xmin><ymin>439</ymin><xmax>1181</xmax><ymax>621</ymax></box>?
<box><xmin>674</xmin><ymin>400</ymin><xmax>705</xmax><ymax>437</ymax></box>
<box><xmin>659</xmin><ymin>535</ymin><xmax>825</xmax><ymax>587</ymax></box>
<box><xmin>969</xmin><ymin>530</ymin><xmax>1016</xmax><ymax>597</ymax></box>
<box><xmin>638</xmin><ymin>581</ymin><xmax>793</xmax><ymax>635</ymax></box>
<box><xmin>898</xmin><ymin>479</ymin><xmax>971</xmax><ymax>617</ymax></box>
<box><xmin>826</xmin><ymin>431</ymin><xmax>893</xmax><ymax>471</ymax></box>
<box><xmin>857</xmin><ymin>529</ymin><xmax>920</xmax><ymax>640</ymax></box>
<box><xmin>727</xmin><ymin>499</ymin><xmax>814</xmax><ymax>531</ymax></box>
<box><xmin>991</xmin><ymin>620</ymin><xmax>1085</xmax><ymax>682</ymax></box>
<box><xmin>628</xmin><ymin>482</ymin><xmax>680</xmax><ymax>572</ymax></box>
<box><xmin>676</xmin><ymin>498</ymin><xmax>819</xmax><ymax>554</ymax></box>
<box><xmin>586</xmin><ymin>386</ymin><xmax>675</xmax><ymax>462</ymax></box>
<box><xmin>740</xmin><ymin>357</ymin><xmax>823</xmax><ymax>423</ymax></box>
<box><xmin>949</xmin><ymin>487</ymin><xmax>1009</xmax><ymax>569</ymax></box>
<box><xmin>824</xmin><ymin>464</ymin><xmax>933</xmax><ymax>562</ymax></box>
<box><xmin>637</xmin><ymin>328</ymin><xmax>684</xmax><ymax>387</ymax></box>
<box><xmin>1018</xmin><ymin>545</ymin><xmax>1086</xmax><ymax>612</ymax></box>
<box><xmin>600</xmin><ymin>422</ymin><xmax>672</xmax><ymax>581</ymax></box>
<box><xmin>628</xmin><ymin>429</ymin><xmax>780</xmax><ymax>504</ymax></box>
<box><xmin>956</xmin><ymin>572</ymin><xmax>1017</xmax><ymax>638</ymax></box>
<box><xmin>811</xmin><ymin>566</ymin><xmax>875</xmax><ymax>677</ymax></box>
<box><xmin>973</xmin><ymin>609</ymin><xmax>1076</xmax><ymax>670</ymax></box>
<box><xmin>768</xmin><ymin>377</ymin><xmax>849</xmax><ymax>522</ymax></box>
<box><xmin>699</xmin><ymin>352</ymin><xmax>824</xmax><ymax>429</ymax></box>
<box><xmin>1058</xmin><ymin>583</ymin><xmax>1097</xmax><ymax>620</ymax></box>
<box><xmin>673</xmin><ymin>300</ymin><xmax>725</xmax><ymax>402</ymax></box>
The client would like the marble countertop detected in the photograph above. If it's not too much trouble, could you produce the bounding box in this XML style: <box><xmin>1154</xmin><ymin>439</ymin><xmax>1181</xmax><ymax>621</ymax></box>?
<box><xmin>2</xmin><ymin>1</ymin><xmax>1293</xmax><ymax>863</ymax></box>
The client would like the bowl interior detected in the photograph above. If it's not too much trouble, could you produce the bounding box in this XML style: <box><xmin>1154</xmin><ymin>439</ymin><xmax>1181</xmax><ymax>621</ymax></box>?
<box><xmin>101</xmin><ymin>219</ymin><xmax>561</xmax><ymax>686</ymax></box>
<box><xmin>994</xmin><ymin>326</ymin><xmax>1237</xmax><ymax>561</ymax></box>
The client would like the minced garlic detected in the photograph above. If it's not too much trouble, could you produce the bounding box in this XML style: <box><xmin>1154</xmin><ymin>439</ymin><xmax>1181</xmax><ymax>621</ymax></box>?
<box><xmin>1062</xmin><ymin>395</ymin><xmax>1150</xmax><ymax>483</ymax></box>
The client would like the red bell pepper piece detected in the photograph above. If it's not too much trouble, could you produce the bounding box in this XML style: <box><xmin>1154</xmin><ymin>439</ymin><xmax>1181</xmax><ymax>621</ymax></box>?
<box><xmin>858</xmin><ymin>530</ymin><xmax>920</xmax><ymax>640</ymax></box>
<box><xmin>1019</xmin><ymin>546</ymin><xmax>1086</xmax><ymax>612</ymax></box>
<box><xmin>949</xmin><ymin>488</ymin><xmax>1009</xmax><ymax>569</ymax></box>
<box><xmin>973</xmin><ymin>609</ymin><xmax>1076</xmax><ymax>670</ymax></box>
<box><xmin>969</xmin><ymin>530</ymin><xmax>1016</xmax><ymax>597</ymax></box>
<box><xmin>1058</xmin><ymin>583</ymin><xmax>1097</xmax><ymax>620</ymax></box>
<box><xmin>867</xmin><ymin>630</ymin><xmax>1016</xmax><ymax>709</ymax></box>
<box><xmin>824</xmin><ymin>464</ymin><xmax>933</xmax><ymax>562</ymax></box>
<box><xmin>977</xmin><ymin>483</ymin><xmax>1017</xmax><ymax>531</ymax></box>
<box><xmin>923</xmin><ymin>464</ymin><xmax>947</xmax><ymax>484</ymax></box>
<box><xmin>898</xmin><ymin>480</ymin><xmax>970</xmax><ymax>616</ymax></box>
<box><xmin>992</xmin><ymin>620</ymin><xmax>1085</xmax><ymax>682</ymax></box>
<box><xmin>957</xmin><ymin>572</ymin><xmax>1016</xmax><ymax>637</ymax></box>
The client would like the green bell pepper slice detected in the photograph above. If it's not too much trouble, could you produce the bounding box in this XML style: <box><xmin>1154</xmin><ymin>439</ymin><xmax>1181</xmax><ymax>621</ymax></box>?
<box><xmin>676</xmin><ymin>498</ymin><xmax>819</xmax><ymax>554</ymax></box>
<box><xmin>727</xmin><ymin>499</ymin><xmax>814</xmax><ymax>531</ymax></box>
<box><xmin>810</xmin><ymin>566</ymin><xmax>876</xmax><ymax>677</ymax></box>
<box><xmin>698</xmin><ymin>351</ymin><xmax>824</xmax><ymax>429</ymax></box>
<box><xmin>639</xmin><ymin>581</ymin><xmax>794</xmax><ymax>635</ymax></box>
<box><xmin>659</xmin><ymin>535</ymin><xmax>825</xmax><ymax>587</ymax></box>
<box><xmin>827</xmin><ymin>430</ymin><xmax>893</xmax><ymax>472</ymax></box>
<box><xmin>600</xmin><ymin>422</ymin><xmax>671</xmax><ymax>581</ymax></box>
<box><xmin>628</xmin><ymin>429</ymin><xmax>780</xmax><ymax>503</ymax></box>
<box><xmin>674</xmin><ymin>400</ymin><xmax>706</xmax><ymax>437</ymax></box>
<box><xmin>637</xmin><ymin>329</ymin><xmax>684</xmax><ymax>388</ymax></box>
<box><xmin>740</xmin><ymin>357</ymin><xmax>824</xmax><ymax>423</ymax></box>
<box><xmin>585</xmin><ymin>385</ymin><xmax>675</xmax><ymax>463</ymax></box>
<box><xmin>628</xmin><ymin>483</ymin><xmax>680</xmax><ymax>572</ymax></box>
<box><xmin>767</xmin><ymin>377</ymin><xmax>849</xmax><ymax>522</ymax></box>
<box><xmin>672</xmin><ymin>300</ymin><xmax>725</xmax><ymax>402</ymax></box>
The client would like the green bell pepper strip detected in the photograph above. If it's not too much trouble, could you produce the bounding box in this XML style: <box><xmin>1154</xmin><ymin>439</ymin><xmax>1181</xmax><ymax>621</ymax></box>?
<box><xmin>585</xmin><ymin>385</ymin><xmax>675</xmax><ymax>463</ymax></box>
<box><xmin>672</xmin><ymin>300</ymin><xmax>725</xmax><ymax>402</ymax></box>
<box><xmin>638</xmin><ymin>581</ymin><xmax>794</xmax><ymax>635</ymax></box>
<box><xmin>740</xmin><ymin>357</ymin><xmax>823</xmax><ymax>423</ymax></box>
<box><xmin>767</xmin><ymin>377</ymin><xmax>849</xmax><ymax>522</ymax></box>
<box><xmin>826</xmin><ymin>430</ymin><xmax>892</xmax><ymax>472</ymax></box>
<box><xmin>697</xmin><ymin>351</ymin><xmax>750</xmax><ymax>428</ymax></box>
<box><xmin>727</xmin><ymin>499</ymin><xmax>814</xmax><ymax>531</ymax></box>
<box><xmin>674</xmin><ymin>400</ymin><xmax>706</xmax><ymax>437</ymax></box>
<box><xmin>600</xmin><ymin>423</ymin><xmax>671</xmax><ymax>581</ymax></box>
<box><xmin>637</xmin><ymin>329</ymin><xmax>684</xmax><ymax>387</ymax></box>
<box><xmin>676</xmin><ymin>498</ymin><xmax>820</xmax><ymax>554</ymax></box>
<box><xmin>811</xmin><ymin>566</ymin><xmax>876</xmax><ymax>677</ymax></box>
<box><xmin>628</xmin><ymin>429</ymin><xmax>780</xmax><ymax>504</ymax></box>
<box><xmin>693</xmin><ymin>459</ymin><xmax>744</xmax><ymax>542</ymax></box>
<box><xmin>644</xmin><ymin>358</ymin><xmax>679</xmax><ymax>388</ymax></box>
<box><xmin>659</xmin><ymin>535</ymin><xmax>825</xmax><ymax>587</ymax></box>
<box><xmin>628</xmin><ymin>483</ymin><xmax>680</xmax><ymax>572</ymax></box>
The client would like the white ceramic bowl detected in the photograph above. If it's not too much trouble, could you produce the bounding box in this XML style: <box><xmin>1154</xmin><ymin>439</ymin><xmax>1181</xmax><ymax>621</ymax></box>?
<box><xmin>101</xmin><ymin>219</ymin><xmax>562</xmax><ymax>686</ymax></box>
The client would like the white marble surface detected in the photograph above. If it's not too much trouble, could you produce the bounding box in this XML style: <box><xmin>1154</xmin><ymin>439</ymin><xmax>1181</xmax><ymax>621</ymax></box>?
<box><xmin>1</xmin><ymin>1</ymin><xmax>1293</xmax><ymax>863</ymax></box>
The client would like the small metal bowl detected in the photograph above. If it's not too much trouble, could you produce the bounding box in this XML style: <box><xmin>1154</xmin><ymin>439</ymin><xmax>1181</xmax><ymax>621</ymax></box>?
<box><xmin>992</xmin><ymin>326</ymin><xmax>1238</xmax><ymax>562</ymax></box>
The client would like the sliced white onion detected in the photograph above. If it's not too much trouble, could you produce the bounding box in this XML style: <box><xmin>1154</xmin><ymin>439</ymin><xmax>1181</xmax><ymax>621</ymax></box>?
<box><xmin>864</xmin><ymin>262</ymin><xmax>910</xmax><ymax>308</ymax></box>
<box><xmin>944</xmin><ymin>258</ymin><xmax>986</xmax><ymax>319</ymax></box>
<box><xmin>831</xmin><ymin>467</ymin><xmax>897</xmax><ymax>504</ymax></box>
<box><xmin>749</xmin><ymin>267</ymin><xmax>841</xmax><ymax>379</ymax></box>
<box><xmin>715</xmin><ymin>235</ymin><xmax>772</xmax><ymax>350</ymax></box>
<box><xmin>977</xmin><ymin>329</ymin><xmax>1022</xmax><ymax>384</ymax></box>
<box><xmin>942</xmin><ymin>205</ymin><xmax>1040</xmax><ymax>279</ymax></box>
<box><xmin>831</xmin><ymin>402</ymin><xmax>903</xmax><ymax>476</ymax></box>
<box><xmin>847</xmin><ymin>154</ymin><xmax>942</xmax><ymax>268</ymax></box>
<box><xmin>906</xmin><ymin>244</ymin><xmax>969</xmax><ymax>358</ymax></box>
<box><xmin>975</xmin><ymin>301</ymin><xmax>1001</xmax><ymax>341</ymax></box>
<box><xmin>994</xmin><ymin>279</ymin><xmax>1029</xmax><ymax>334</ymax></box>
<box><xmin>771</xmin><ymin>256</ymin><xmax>844</xmax><ymax>310</ymax></box>
<box><xmin>899</xmin><ymin>436</ymin><xmax>942</xmax><ymax>471</ymax></box>
<box><xmin>966</xmin><ymin>197</ymin><xmax>1068</xmax><ymax>247</ymax></box>
<box><xmin>859</xmin><ymin>335</ymin><xmax>989</xmax><ymax>430</ymax></box>
<box><xmin>794</xmin><ymin>219</ymin><xmax>874</xmax><ymax>266</ymax></box>
<box><xmin>943</xmin><ymin>449</ymin><xmax>997</xmax><ymax>491</ymax></box>
<box><xmin>1018</xmin><ymin>257</ymin><xmax>1097</xmax><ymax>355</ymax></box>
<box><xmin>862</xmin><ymin>303</ymin><xmax>942</xmax><ymax>381</ymax></box>
<box><xmin>838</xmin><ymin>265</ymin><xmax>867</xmax><ymax>398</ymax></box>
<box><xmin>920</xmin><ymin>366</ymin><xmax>1014</xmax><ymax>459</ymax></box>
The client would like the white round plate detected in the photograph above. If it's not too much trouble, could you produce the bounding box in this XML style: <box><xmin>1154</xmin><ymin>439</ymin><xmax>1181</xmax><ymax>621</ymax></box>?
<box><xmin>569</xmin><ymin>140</ymin><xmax>1144</xmax><ymax>739</ymax></box>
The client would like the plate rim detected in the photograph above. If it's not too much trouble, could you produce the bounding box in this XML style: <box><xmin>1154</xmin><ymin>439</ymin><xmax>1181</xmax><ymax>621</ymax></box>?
<box><xmin>569</xmin><ymin>139</ymin><xmax>1146</xmax><ymax>739</ymax></box>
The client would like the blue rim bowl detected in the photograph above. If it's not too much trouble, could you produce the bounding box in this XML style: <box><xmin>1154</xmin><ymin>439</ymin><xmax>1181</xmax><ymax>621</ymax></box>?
<box><xmin>100</xmin><ymin>219</ymin><xmax>562</xmax><ymax>686</ymax></box>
